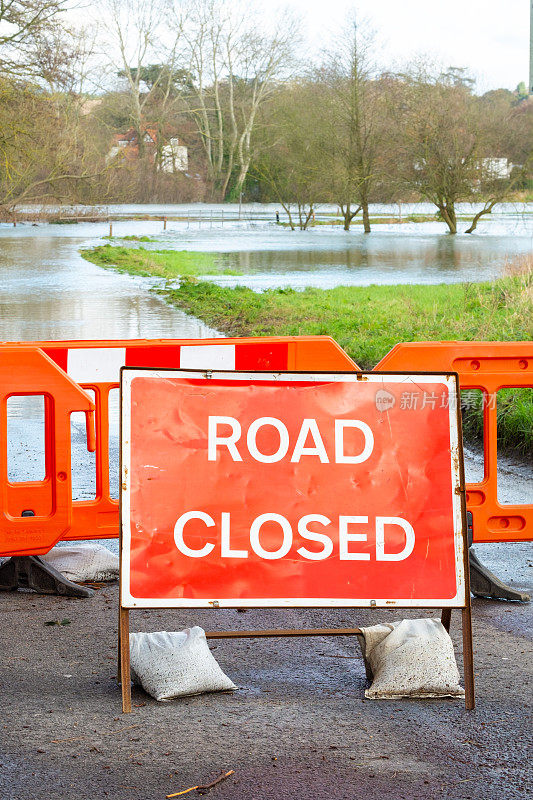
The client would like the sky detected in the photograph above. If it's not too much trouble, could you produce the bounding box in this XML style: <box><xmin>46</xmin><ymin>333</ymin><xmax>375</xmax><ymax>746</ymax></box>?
<box><xmin>288</xmin><ymin>0</ymin><xmax>530</xmax><ymax>92</ymax></box>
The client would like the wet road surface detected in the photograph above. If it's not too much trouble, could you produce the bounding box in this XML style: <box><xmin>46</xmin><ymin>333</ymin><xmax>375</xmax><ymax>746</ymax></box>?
<box><xmin>0</xmin><ymin>586</ymin><xmax>531</xmax><ymax>800</ymax></box>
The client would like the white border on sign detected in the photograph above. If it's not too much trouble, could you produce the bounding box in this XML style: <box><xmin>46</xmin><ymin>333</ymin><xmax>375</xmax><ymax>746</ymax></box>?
<box><xmin>120</xmin><ymin>370</ymin><xmax>466</xmax><ymax>609</ymax></box>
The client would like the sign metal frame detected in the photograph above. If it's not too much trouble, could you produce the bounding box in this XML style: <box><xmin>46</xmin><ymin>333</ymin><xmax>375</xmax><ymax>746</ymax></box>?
<box><xmin>118</xmin><ymin>369</ymin><xmax>474</xmax><ymax>712</ymax></box>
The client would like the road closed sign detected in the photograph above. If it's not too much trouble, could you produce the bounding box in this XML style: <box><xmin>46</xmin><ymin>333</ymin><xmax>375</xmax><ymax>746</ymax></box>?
<box><xmin>120</xmin><ymin>370</ymin><xmax>467</xmax><ymax>609</ymax></box>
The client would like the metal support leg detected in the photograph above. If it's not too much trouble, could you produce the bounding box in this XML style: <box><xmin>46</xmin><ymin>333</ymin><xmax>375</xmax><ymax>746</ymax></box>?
<box><xmin>0</xmin><ymin>556</ymin><xmax>94</xmax><ymax>598</ymax></box>
<box><xmin>467</xmin><ymin>512</ymin><xmax>530</xmax><ymax>603</ymax></box>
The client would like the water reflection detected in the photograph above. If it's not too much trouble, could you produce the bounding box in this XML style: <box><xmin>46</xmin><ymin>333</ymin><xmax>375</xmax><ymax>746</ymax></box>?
<box><xmin>0</xmin><ymin>233</ymin><xmax>218</xmax><ymax>342</ymax></box>
<box><xmin>133</xmin><ymin>212</ymin><xmax>531</xmax><ymax>287</ymax></box>
<box><xmin>203</xmin><ymin>230</ymin><xmax>529</xmax><ymax>289</ymax></box>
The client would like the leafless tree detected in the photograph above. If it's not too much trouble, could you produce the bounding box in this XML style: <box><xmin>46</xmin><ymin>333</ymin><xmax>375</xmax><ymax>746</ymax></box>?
<box><xmin>0</xmin><ymin>0</ymin><xmax>71</xmax><ymax>73</ymax></box>
<box><xmin>0</xmin><ymin>6</ymin><xmax>113</xmax><ymax>213</ymax></box>
<box><xmin>172</xmin><ymin>0</ymin><xmax>298</xmax><ymax>200</ymax></box>
<box><xmin>0</xmin><ymin>77</ymin><xmax>108</xmax><ymax>211</ymax></box>
<box><xmin>99</xmin><ymin>0</ymin><xmax>172</xmax><ymax>157</ymax></box>
<box><xmin>252</xmin><ymin>80</ymin><xmax>330</xmax><ymax>229</ymax></box>
<box><xmin>319</xmin><ymin>15</ymin><xmax>384</xmax><ymax>231</ymax></box>
<box><xmin>28</xmin><ymin>23</ymin><xmax>96</xmax><ymax>95</ymax></box>
<box><xmin>390</xmin><ymin>67</ymin><xmax>523</xmax><ymax>233</ymax></box>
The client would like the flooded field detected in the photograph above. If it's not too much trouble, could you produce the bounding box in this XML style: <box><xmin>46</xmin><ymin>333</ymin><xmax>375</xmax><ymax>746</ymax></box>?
<box><xmin>0</xmin><ymin>222</ymin><xmax>218</xmax><ymax>342</ymax></box>
<box><xmin>3</xmin><ymin>201</ymin><xmax>532</xmax><ymax>296</ymax></box>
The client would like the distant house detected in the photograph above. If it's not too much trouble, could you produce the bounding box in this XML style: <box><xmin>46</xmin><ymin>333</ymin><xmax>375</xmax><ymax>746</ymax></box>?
<box><xmin>413</xmin><ymin>156</ymin><xmax>514</xmax><ymax>184</ymax></box>
<box><xmin>160</xmin><ymin>137</ymin><xmax>188</xmax><ymax>173</ymax></box>
<box><xmin>479</xmin><ymin>158</ymin><xmax>513</xmax><ymax>181</ymax></box>
<box><xmin>106</xmin><ymin>128</ymin><xmax>188</xmax><ymax>172</ymax></box>
<box><xmin>106</xmin><ymin>127</ymin><xmax>157</xmax><ymax>162</ymax></box>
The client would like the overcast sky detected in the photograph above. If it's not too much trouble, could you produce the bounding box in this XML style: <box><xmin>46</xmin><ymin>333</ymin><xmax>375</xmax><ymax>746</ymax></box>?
<box><xmin>289</xmin><ymin>0</ymin><xmax>530</xmax><ymax>92</ymax></box>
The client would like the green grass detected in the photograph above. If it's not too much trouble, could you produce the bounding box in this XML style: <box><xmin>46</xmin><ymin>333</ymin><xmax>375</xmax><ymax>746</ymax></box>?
<box><xmin>461</xmin><ymin>387</ymin><xmax>533</xmax><ymax>455</ymax></box>
<box><xmin>108</xmin><ymin>234</ymin><xmax>156</xmax><ymax>242</ymax></box>
<box><xmin>160</xmin><ymin>272</ymin><xmax>532</xmax><ymax>368</ymax></box>
<box><xmin>496</xmin><ymin>388</ymin><xmax>533</xmax><ymax>454</ymax></box>
<box><xmin>81</xmin><ymin>243</ymin><xmax>533</xmax><ymax>454</ymax></box>
<box><xmin>81</xmin><ymin>244</ymin><xmax>241</xmax><ymax>278</ymax></box>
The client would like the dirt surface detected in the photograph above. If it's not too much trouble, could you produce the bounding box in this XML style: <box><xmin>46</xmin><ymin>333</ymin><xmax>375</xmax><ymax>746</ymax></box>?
<box><xmin>1</xmin><ymin>554</ymin><xmax>531</xmax><ymax>800</ymax></box>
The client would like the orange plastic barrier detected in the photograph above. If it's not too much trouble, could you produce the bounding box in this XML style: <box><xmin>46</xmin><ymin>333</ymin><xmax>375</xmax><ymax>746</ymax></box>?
<box><xmin>0</xmin><ymin>347</ymin><xmax>95</xmax><ymax>556</ymax></box>
<box><xmin>1</xmin><ymin>337</ymin><xmax>358</xmax><ymax>557</ymax></box>
<box><xmin>375</xmin><ymin>342</ymin><xmax>532</xmax><ymax>543</ymax></box>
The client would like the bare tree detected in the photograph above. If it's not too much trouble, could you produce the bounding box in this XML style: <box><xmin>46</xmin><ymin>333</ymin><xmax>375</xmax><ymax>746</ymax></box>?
<box><xmin>173</xmin><ymin>0</ymin><xmax>298</xmax><ymax>200</ymax></box>
<box><xmin>0</xmin><ymin>77</ymin><xmax>108</xmax><ymax>211</ymax></box>
<box><xmin>0</xmin><ymin>0</ymin><xmax>71</xmax><ymax>73</ymax></box>
<box><xmin>0</xmin><ymin>9</ymin><xmax>113</xmax><ymax>213</ymax></box>
<box><xmin>391</xmin><ymin>67</ymin><xmax>522</xmax><ymax>234</ymax></box>
<box><xmin>252</xmin><ymin>80</ymin><xmax>330</xmax><ymax>229</ymax></box>
<box><xmin>99</xmin><ymin>0</ymin><xmax>169</xmax><ymax>158</ymax></box>
<box><xmin>28</xmin><ymin>23</ymin><xmax>96</xmax><ymax>95</ymax></box>
<box><xmin>320</xmin><ymin>15</ymin><xmax>384</xmax><ymax>232</ymax></box>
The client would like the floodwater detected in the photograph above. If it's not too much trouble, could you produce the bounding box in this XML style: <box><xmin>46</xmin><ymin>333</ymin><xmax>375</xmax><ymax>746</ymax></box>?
<box><xmin>143</xmin><ymin>201</ymin><xmax>532</xmax><ymax>289</ymax></box>
<box><xmin>5</xmin><ymin>201</ymin><xmax>533</xmax><ymax>293</ymax></box>
<box><xmin>0</xmin><ymin>222</ymin><xmax>218</xmax><ymax>342</ymax></box>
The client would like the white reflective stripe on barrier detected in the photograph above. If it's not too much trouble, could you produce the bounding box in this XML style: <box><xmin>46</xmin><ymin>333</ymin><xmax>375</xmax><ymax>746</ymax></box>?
<box><xmin>180</xmin><ymin>345</ymin><xmax>236</xmax><ymax>370</ymax></box>
<box><xmin>68</xmin><ymin>348</ymin><xmax>127</xmax><ymax>383</ymax></box>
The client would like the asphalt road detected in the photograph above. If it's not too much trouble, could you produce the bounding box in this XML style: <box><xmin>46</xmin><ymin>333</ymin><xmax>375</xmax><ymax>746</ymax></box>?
<box><xmin>0</xmin><ymin>543</ymin><xmax>531</xmax><ymax>800</ymax></box>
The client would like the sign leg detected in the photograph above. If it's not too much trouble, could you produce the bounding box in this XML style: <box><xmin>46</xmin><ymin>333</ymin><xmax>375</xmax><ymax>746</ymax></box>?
<box><xmin>441</xmin><ymin>608</ymin><xmax>451</xmax><ymax>633</ymax></box>
<box><xmin>117</xmin><ymin>601</ymin><xmax>122</xmax><ymax>682</ymax></box>
<box><xmin>462</xmin><ymin>604</ymin><xmax>475</xmax><ymax>710</ymax></box>
<box><xmin>119</xmin><ymin>607</ymin><xmax>132</xmax><ymax>713</ymax></box>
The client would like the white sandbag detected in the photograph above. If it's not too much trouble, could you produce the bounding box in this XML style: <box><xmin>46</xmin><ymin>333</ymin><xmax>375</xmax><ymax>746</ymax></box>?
<box><xmin>130</xmin><ymin>627</ymin><xmax>237</xmax><ymax>701</ymax></box>
<box><xmin>360</xmin><ymin>617</ymin><xmax>465</xmax><ymax>700</ymax></box>
<box><xmin>41</xmin><ymin>543</ymin><xmax>119</xmax><ymax>582</ymax></box>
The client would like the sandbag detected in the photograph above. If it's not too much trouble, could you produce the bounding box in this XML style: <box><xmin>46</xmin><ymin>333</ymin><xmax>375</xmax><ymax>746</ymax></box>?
<box><xmin>41</xmin><ymin>543</ymin><xmax>119</xmax><ymax>582</ymax></box>
<box><xmin>360</xmin><ymin>617</ymin><xmax>465</xmax><ymax>700</ymax></box>
<box><xmin>129</xmin><ymin>627</ymin><xmax>237</xmax><ymax>701</ymax></box>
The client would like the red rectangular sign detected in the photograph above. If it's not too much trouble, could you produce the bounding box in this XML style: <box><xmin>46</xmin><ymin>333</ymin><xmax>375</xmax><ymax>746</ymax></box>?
<box><xmin>120</xmin><ymin>371</ymin><xmax>466</xmax><ymax>608</ymax></box>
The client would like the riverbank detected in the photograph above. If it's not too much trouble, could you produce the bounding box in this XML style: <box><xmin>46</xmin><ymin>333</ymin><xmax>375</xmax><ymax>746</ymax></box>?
<box><xmin>81</xmin><ymin>244</ymin><xmax>238</xmax><ymax>278</ymax></box>
<box><xmin>80</xmin><ymin>245</ymin><xmax>532</xmax><ymax>454</ymax></box>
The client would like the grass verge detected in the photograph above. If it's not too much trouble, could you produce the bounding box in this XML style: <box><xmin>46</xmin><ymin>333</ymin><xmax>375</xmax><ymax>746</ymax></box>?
<box><xmin>81</xmin><ymin>244</ymin><xmax>532</xmax><ymax>454</ymax></box>
<box><xmin>108</xmin><ymin>234</ymin><xmax>155</xmax><ymax>242</ymax></box>
<box><xmin>81</xmin><ymin>244</ymin><xmax>241</xmax><ymax>278</ymax></box>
